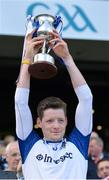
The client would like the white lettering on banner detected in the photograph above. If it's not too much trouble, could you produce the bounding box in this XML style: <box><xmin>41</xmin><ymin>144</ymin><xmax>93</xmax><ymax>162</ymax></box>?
<box><xmin>0</xmin><ymin>0</ymin><xmax>109</xmax><ymax>41</ymax></box>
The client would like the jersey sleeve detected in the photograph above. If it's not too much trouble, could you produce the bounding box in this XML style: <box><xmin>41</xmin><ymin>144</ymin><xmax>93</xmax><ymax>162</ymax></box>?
<box><xmin>67</xmin><ymin>127</ymin><xmax>90</xmax><ymax>160</ymax></box>
<box><xmin>74</xmin><ymin>84</ymin><xmax>93</xmax><ymax>136</ymax></box>
<box><xmin>18</xmin><ymin>130</ymin><xmax>40</xmax><ymax>164</ymax></box>
<box><xmin>15</xmin><ymin>87</ymin><xmax>33</xmax><ymax>140</ymax></box>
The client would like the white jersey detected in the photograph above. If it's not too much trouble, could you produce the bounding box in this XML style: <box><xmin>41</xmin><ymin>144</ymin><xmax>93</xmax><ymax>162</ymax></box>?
<box><xmin>15</xmin><ymin>84</ymin><xmax>93</xmax><ymax>180</ymax></box>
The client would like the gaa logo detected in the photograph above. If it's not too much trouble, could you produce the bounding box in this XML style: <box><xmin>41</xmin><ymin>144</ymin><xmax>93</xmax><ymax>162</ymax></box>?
<box><xmin>26</xmin><ymin>2</ymin><xmax>97</xmax><ymax>33</ymax></box>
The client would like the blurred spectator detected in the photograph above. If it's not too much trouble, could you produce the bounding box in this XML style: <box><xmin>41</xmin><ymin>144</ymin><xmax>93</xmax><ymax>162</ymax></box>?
<box><xmin>88</xmin><ymin>131</ymin><xmax>99</xmax><ymax>155</ymax></box>
<box><xmin>97</xmin><ymin>158</ymin><xmax>109</xmax><ymax>179</ymax></box>
<box><xmin>0</xmin><ymin>146</ymin><xmax>5</xmax><ymax>157</ymax></box>
<box><xmin>17</xmin><ymin>160</ymin><xmax>24</xmax><ymax>180</ymax></box>
<box><xmin>0</xmin><ymin>169</ymin><xmax>17</xmax><ymax>179</ymax></box>
<box><xmin>5</xmin><ymin>141</ymin><xmax>21</xmax><ymax>172</ymax></box>
<box><xmin>90</xmin><ymin>131</ymin><xmax>99</xmax><ymax>139</ymax></box>
<box><xmin>0</xmin><ymin>140</ymin><xmax>5</xmax><ymax>148</ymax></box>
<box><xmin>3</xmin><ymin>134</ymin><xmax>15</xmax><ymax>146</ymax></box>
<box><xmin>0</xmin><ymin>145</ymin><xmax>8</xmax><ymax>170</ymax></box>
<box><xmin>87</xmin><ymin>136</ymin><xmax>109</xmax><ymax>179</ymax></box>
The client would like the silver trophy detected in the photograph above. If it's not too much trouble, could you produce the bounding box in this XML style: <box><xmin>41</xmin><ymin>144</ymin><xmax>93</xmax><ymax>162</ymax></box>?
<box><xmin>25</xmin><ymin>14</ymin><xmax>63</xmax><ymax>79</ymax></box>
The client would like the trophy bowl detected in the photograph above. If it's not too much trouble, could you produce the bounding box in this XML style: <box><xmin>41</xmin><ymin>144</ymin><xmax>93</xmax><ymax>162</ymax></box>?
<box><xmin>26</xmin><ymin>14</ymin><xmax>63</xmax><ymax>79</ymax></box>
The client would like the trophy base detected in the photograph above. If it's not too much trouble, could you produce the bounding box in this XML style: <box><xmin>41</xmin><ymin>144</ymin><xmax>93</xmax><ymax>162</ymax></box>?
<box><xmin>28</xmin><ymin>53</ymin><xmax>57</xmax><ymax>79</ymax></box>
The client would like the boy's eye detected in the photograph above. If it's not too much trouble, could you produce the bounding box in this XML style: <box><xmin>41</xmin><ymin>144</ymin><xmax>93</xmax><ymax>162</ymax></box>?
<box><xmin>46</xmin><ymin>119</ymin><xmax>64</xmax><ymax>123</ymax></box>
<box><xmin>58</xmin><ymin>119</ymin><xmax>64</xmax><ymax>123</ymax></box>
<box><xmin>47</xmin><ymin>119</ymin><xmax>53</xmax><ymax>123</ymax></box>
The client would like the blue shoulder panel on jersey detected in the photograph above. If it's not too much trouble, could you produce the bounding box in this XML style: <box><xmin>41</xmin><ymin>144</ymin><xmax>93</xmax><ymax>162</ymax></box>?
<box><xmin>67</xmin><ymin>127</ymin><xmax>90</xmax><ymax>160</ymax></box>
<box><xmin>18</xmin><ymin>130</ymin><xmax>41</xmax><ymax>164</ymax></box>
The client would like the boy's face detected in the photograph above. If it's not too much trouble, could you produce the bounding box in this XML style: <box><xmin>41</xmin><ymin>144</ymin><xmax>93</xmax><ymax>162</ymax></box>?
<box><xmin>37</xmin><ymin>108</ymin><xmax>67</xmax><ymax>141</ymax></box>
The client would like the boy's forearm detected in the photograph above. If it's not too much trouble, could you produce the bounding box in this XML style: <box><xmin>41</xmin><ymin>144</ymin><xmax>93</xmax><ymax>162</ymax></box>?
<box><xmin>16</xmin><ymin>62</ymin><xmax>31</xmax><ymax>89</ymax></box>
<box><xmin>64</xmin><ymin>55</ymin><xmax>86</xmax><ymax>89</ymax></box>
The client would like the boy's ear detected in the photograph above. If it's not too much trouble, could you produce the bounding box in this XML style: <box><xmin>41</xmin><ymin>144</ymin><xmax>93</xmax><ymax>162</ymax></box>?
<box><xmin>35</xmin><ymin>117</ymin><xmax>42</xmax><ymax>128</ymax></box>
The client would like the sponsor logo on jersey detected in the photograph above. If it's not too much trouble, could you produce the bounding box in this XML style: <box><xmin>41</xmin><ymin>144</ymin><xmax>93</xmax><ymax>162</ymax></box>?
<box><xmin>36</xmin><ymin>152</ymin><xmax>73</xmax><ymax>164</ymax></box>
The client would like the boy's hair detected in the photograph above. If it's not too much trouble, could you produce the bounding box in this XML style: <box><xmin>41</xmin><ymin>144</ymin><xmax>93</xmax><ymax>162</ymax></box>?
<box><xmin>37</xmin><ymin>96</ymin><xmax>67</xmax><ymax>119</ymax></box>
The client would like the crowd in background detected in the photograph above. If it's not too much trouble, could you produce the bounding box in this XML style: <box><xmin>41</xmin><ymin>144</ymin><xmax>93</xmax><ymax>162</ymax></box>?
<box><xmin>0</xmin><ymin>131</ymin><xmax>109</xmax><ymax>179</ymax></box>
<box><xmin>0</xmin><ymin>134</ymin><xmax>23</xmax><ymax>179</ymax></box>
<box><xmin>87</xmin><ymin>131</ymin><xmax>109</xmax><ymax>179</ymax></box>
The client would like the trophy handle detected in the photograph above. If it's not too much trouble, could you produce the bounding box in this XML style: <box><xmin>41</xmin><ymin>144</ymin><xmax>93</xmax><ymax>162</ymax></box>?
<box><xmin>47</xmin><ymin>16</ymin><xmax>63</xmax><ymax>54</ymax></box>
<box><xmin>53</xmin><ymin>16</ymin><xmax>63</xmax><ymax>35</ymax></box>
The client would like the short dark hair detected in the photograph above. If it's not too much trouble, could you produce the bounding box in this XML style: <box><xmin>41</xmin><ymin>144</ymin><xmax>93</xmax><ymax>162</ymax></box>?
<box><xmin>97</xmin><ymin>158</ymin><xmax>109</xmax><ymax>167</ymax></box>
<box><xmin>37</xmin><ymin>96</ymin><xmax>67</xmax><ymax>119</ymax></box>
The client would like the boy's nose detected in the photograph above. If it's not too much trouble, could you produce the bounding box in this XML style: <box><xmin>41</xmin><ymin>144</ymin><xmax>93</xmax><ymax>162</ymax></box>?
<box><xmin>53</xmin><ymin>120</ymin><xmax>60</xmax><ymax>128</ymax></box>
